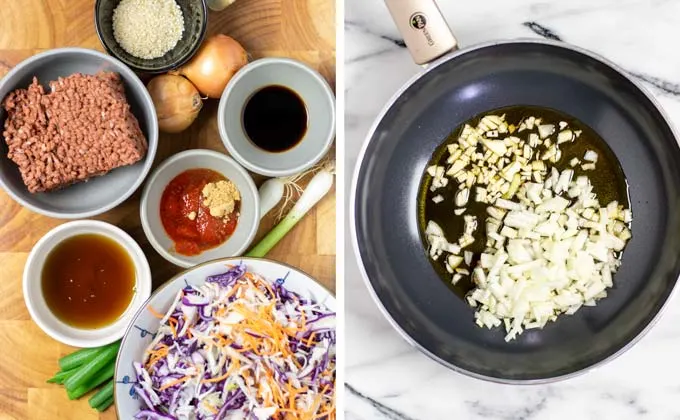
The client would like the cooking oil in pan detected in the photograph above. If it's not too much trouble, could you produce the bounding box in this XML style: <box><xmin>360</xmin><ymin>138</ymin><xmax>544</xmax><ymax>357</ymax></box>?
<box><xmin>417</xmin><ymin>106</ymin><xmax>631</xmax><ymax>297</ymax></box>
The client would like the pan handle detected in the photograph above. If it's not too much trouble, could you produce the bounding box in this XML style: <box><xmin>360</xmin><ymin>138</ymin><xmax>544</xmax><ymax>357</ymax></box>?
<box><xmin>383</xmin><ymin>0</ymin><xmax>458</xmax><ymax>65</ymax></box>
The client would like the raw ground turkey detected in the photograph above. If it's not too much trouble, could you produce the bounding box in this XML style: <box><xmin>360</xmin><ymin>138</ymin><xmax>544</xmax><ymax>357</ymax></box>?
<box><xmin>1</xmin><ymin>72</ymin><xmax>147</xmax><ymax>193</ymax></box>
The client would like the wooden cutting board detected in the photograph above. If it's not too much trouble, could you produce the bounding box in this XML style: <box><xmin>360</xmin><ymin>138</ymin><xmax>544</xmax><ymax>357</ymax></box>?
<box><xmin>0</xmin><ymin>0</ymin><xmax>336</xmax><ymax>418</ymax></box>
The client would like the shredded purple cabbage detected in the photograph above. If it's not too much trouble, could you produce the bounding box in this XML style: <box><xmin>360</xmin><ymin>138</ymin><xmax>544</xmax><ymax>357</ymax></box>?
<box><xmin>133</xmin><ymin>264</ymin><xmax>336</xmax><ymax>420</ymax></box>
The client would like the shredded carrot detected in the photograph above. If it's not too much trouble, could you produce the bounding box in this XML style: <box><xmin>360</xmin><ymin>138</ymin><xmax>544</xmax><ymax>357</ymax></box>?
<box><xmin>305</xmin><ymin>332</ymin><xmax>317</xmax><ymax>347</ymax></box>
<box><xmin>137</xmin><ymin>267</ymin><xmax>335</xmax><ymax>419</ymax></box>
<box><xmin>223</xmin><ymin>358</ymin><xmax>240</xmax><ymax>381</ymax></box>
<box><xmin>145</xmin><ymin>344</ymin><xmax>168</xmax><ymax>354</ymax></box>
<box><xmin>202</xmin><ymin>370</ymin><xmax>231</xmax><ymax>384</ymax></box>
<box><xmin>158</xmin><ymin>376</ymin><xmax>190</xmax><ymax>391</ymax></box>
<box><xmin>314</xmin><ymin>408</ymin><xmax>335</xmax><ymax>419</ymax></box>
<box><xmin>167</xmin><ymin>317</ymin><xmax>178</xmax><ymax>337</ymax></box>
<box><xmin>147</xmin><ymin>305</ymin><xmax>165</xmax><ymax>319</ymax></box>
<box><xmin>144</xmin><ymin>345</ymin><xmax>170</xmax><ymax>369</ymax></box>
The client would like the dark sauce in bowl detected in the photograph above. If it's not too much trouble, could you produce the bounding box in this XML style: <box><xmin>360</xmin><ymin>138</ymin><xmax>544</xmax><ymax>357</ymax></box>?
<box><xmin>42</xmin><ymin>234</ymin><xmax>136</xmax><ymax>329</ymax></box>
<box><xmin>242</xmin><ymin>85</ymin><xmax>308</xmax><ymax>152</ymax></box>
<box><xmin>417</xmin><ymin>106</ymin><xmax>631</xmax><ymax>297</ymax></box>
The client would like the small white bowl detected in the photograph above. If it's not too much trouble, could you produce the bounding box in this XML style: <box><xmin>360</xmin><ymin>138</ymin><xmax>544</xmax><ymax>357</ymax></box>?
<box><xmin>23</xmin><ymin>220</ymin><xmax>152</xmax><ymax>348</ymax></box>
<box><xmin>218</xmin><ymin>57</ymin><xmax>336</xmax><ymax>177</ymax></box>
<box><xmin>140</xmin><ymin>149</ymin><xmax>260</xmax><ymax>268</ymax></box>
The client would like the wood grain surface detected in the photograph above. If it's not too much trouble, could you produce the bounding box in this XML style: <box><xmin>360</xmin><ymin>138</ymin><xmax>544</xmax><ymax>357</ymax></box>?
<box><xmin>0</xmin><ymin>0</ymin><xmax>336</xmax><ymax>418</ymax></box>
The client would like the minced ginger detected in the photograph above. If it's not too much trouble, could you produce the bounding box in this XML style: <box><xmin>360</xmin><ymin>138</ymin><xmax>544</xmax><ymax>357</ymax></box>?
<box><xmin>201</xmin><ymin>180</ymin><xmax>240</xmax><ymax>219</ymax></box>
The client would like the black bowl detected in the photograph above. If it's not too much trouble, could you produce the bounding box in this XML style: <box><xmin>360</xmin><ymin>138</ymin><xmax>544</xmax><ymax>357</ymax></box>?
<box><xmin>94</xmin><ymin>0</ymin><xmax>207</xmax><ymax>74</ymax></box>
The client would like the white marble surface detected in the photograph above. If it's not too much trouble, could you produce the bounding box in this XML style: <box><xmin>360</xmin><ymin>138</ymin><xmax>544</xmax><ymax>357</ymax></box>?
<box><xmin>344</xmin><ymin>1</ymin><xmax>680</xmax><ymax>418</ymax></box>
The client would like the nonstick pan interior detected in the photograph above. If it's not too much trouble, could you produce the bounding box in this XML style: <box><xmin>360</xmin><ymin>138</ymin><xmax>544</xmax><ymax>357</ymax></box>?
<box><xmin>352</xmin><ymin>40</ymin><xmax>680</xmax><ymax>382</ymax></box>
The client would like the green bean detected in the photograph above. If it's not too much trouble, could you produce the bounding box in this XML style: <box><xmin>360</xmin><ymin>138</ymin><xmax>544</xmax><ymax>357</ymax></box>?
<box><xmin>64</xmin><ymin>341</ymin><xmax>120</xmax><ymax>392</ymax></box>
<box><xmin>67</xmin><ymin>362</ymin><xmax>115</xmax><ymax>400</ymax></box>
<box><xmin>58</xmin><ymin>347</ymin><xmax>102</xmax><ymax>372</ymax></box>
<box><xmin>95</xmin><ymin>396</ymin><xmax>114</xmax><ymax>412</ymax></box>
<box><xmin>89</xmin><ymin>379</ymin><xmax>114</xmax><ymax>409</ymax></box>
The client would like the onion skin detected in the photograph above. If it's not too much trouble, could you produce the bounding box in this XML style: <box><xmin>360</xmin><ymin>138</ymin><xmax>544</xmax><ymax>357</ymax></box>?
<box><xmin>206</xmin><ymin>0</ymin><xmax>236</xmax><ymax>11</ymax></box>
<box><xmin>147</xmin><ymin>74</ymin><xmax>203</xmax><ymax>134</ymax></box>
<box><xmin>176</xmin><ymin>34</ymin><xmax>248</xmax><ymax>98</ymax></box>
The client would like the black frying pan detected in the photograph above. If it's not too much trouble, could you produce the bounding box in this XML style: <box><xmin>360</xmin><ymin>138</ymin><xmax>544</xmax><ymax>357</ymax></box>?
<box><xmin>351</xmin><ymin>0</ymin><xmax>680</xmax><ymax>383</ymax></box>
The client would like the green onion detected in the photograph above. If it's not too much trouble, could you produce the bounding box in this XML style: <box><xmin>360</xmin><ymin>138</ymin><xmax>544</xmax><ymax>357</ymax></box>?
<box><xmin>247</xmin><ymin>165</ymin><xmax>334</xmax><ymax>257</ymax></box>
<box><xmin>46</xmin><ymin>367</ymin><xmax>78</xmax><ymax>384</ymax></box>
<box><xmin>66</xmin><ymin>384</ymin><xmax>89</xmax><ymax>401</ymax></box>
<box><xmin>63</xmin><ymin>341</ymin><xmax>120</xmax><ymax>392</ymax></box>
<box><xmin>89</xmin><ymin>379</ymin><xmax>114</xmax><ymax>409</ymax></box>
<box><xmin>58</xmin><ymin>347</ymin><xmax>102</xmax><ymax>372</ymax></box>
<box><xmin>66</xmin><ymin>362</ymin><xmax>115</xmax><ymax>400</ymax></box>
<box><xmin>95</xmin><ymin>396</ymin><xmax>114</xmax><ymax>412</ymax></box>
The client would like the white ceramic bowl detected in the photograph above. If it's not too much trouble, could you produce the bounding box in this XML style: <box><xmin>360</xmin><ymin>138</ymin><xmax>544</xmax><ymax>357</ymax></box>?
<box><xmin>218</xmin><ymin>57</ymin><xmax>336</xmax><ymax>177</ymax></box>
<box><xmin>23</xmin><ymin>220</ymin><xmax>152</xmax><ymax>348</ymax></box>
<box><xmin>140</xmin><ymin>149</ymin><xmax>260</xmax><ymax>268</ymax></box>
<box><xmin>114</xmin><ymin>257</ymin><xmax>336</xmax><ymax>418</ymax></box>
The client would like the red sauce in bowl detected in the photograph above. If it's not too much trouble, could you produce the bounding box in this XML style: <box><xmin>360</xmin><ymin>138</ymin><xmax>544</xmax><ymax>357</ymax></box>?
<box><xmin>160</xmin><ymin>169</ymin><xmax>239</xmax><ymax>256</ymax></box>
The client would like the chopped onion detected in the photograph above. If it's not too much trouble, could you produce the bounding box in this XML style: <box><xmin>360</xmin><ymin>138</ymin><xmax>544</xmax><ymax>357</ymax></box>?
<box><xmin>538</xmin><ymin>124</ymin><xmax>555</xmax><ymax>139</ymax></box>
<box><xmin>487</xmin><ymin>206</ymin><xmax>507</xmax><ymax>220</ymax></box>
<box><xmin>482</xmin><ymin>139</ymin><xmax>507</xmax><ymax>156</ymax></box>
<box><xmin>423</xmin><ymin>113</ymin><xmax>632</xmax><ymax>341</ymax></box>
<box><xmin>584</xmin><ymin>150</ymin><xmax>599</xmax><ymax>163</ymax></box>
<box><xmin>447</xmin><ymin>255</ymin><xmax>464</xmax><ymax>270</ymax></box>
<box><xmin>465</xmin><ymin>169</ymin><xmax>631</xmax><ymax>341</ymax></box>
<box><xmin>557</xmin><ymin>130</ymin><xmax>573</xmax><ymax>144</ymax></box>
<box><xmin>456</xmin><ymin>188</ymin><xmax>470</xmax><ymax>207</ymax></box>
<box><xmin>464</xmin><ymin>251</ymin><xmax>474</xmax><ymax>266</ymax></box>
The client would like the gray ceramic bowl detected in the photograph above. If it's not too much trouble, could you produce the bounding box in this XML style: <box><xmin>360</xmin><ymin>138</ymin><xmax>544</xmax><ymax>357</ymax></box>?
<box><xmin>218</xmin><ymin>58</ymin><xmax>336</xmax><ymax>177</ymax></box>
<box><xmin>0</xmin><ymin>48</ymin><xmax>158</xmax><ymax>219</ymax></box>
<box><xmin>140</xmin><ymin>149</ymin><xmax>260</xmax><ymax>268</ymax></box>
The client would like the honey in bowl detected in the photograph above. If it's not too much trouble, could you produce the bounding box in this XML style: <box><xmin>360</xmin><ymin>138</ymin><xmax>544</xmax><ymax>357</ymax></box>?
<box><xmin>41</xmin><ymin>234</ymin><xmax>136</xmax><ymax>329</ymax></box>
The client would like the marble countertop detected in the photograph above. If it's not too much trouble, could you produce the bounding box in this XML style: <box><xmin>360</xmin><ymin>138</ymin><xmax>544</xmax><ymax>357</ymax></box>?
<box><xmin>344</xmin><ymin>1</ymin><xmax>680</xmax><ymax>418</ymax></box>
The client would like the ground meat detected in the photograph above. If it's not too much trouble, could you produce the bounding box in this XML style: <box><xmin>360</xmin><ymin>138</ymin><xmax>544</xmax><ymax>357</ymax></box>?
<box><xmin>2</xmin><ymin>72</ymin><xmax>148</xmax><ymax>193</ymax></box>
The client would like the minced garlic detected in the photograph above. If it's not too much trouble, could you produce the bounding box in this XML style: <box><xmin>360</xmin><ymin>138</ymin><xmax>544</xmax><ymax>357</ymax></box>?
<box><xmin>202</xmin><ymin>180</ymin><xmax>240</xmax><ymax>219</ymax></box>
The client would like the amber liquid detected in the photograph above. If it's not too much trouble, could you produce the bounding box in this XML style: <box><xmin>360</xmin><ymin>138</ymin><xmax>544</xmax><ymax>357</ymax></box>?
<box><xmin>41</xmin><ymin>234</ymin><xmax>136</xmax><ymax>329</ymax></box>
<box><xmin>242</xmin><ymin>85</ymin><xmax>308</xmax><ymax>152</ymax></box>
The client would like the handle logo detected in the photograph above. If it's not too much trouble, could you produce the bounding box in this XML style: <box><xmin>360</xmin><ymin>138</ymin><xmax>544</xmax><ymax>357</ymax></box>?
<box><xmin>410</xmin><ymin>13</ymin><xmax>427</xmax><ymax>30</ymax></box>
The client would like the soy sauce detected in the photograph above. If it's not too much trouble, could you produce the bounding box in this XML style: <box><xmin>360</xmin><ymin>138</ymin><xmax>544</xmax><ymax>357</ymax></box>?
<box><xmin>243</xmin><ymin>85</ymin><xmax>308</xmax><ymax>152</ymax></box>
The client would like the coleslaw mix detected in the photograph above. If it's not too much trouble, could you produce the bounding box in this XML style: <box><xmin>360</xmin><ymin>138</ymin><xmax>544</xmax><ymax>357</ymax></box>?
<box><xmin>133</xmin><ymin>264</ymin><xmax>336</xmax><ymax>420</ymax></box>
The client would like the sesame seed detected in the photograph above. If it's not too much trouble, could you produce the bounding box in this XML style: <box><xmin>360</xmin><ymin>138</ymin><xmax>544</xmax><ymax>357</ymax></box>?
<box><xmin>112</xmin><ymin>0</ymin><xmax>185</xmax><ymax>60</ymax></box>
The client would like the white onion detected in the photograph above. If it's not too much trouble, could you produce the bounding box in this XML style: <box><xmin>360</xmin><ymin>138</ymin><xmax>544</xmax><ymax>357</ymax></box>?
<box><xmin>538</xmin><ymin>124</ymin><xmax>555</xmax><ymax>139</ymax></box>
<box><xmin>465</xmin><ymin>169</ymin><xmax>631</xmax><ymax>341</ymax></box>
<box><xmin>584</xmin><ymin>150</ymin><xmax>599</xmax><ymax>162</ymax></box>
